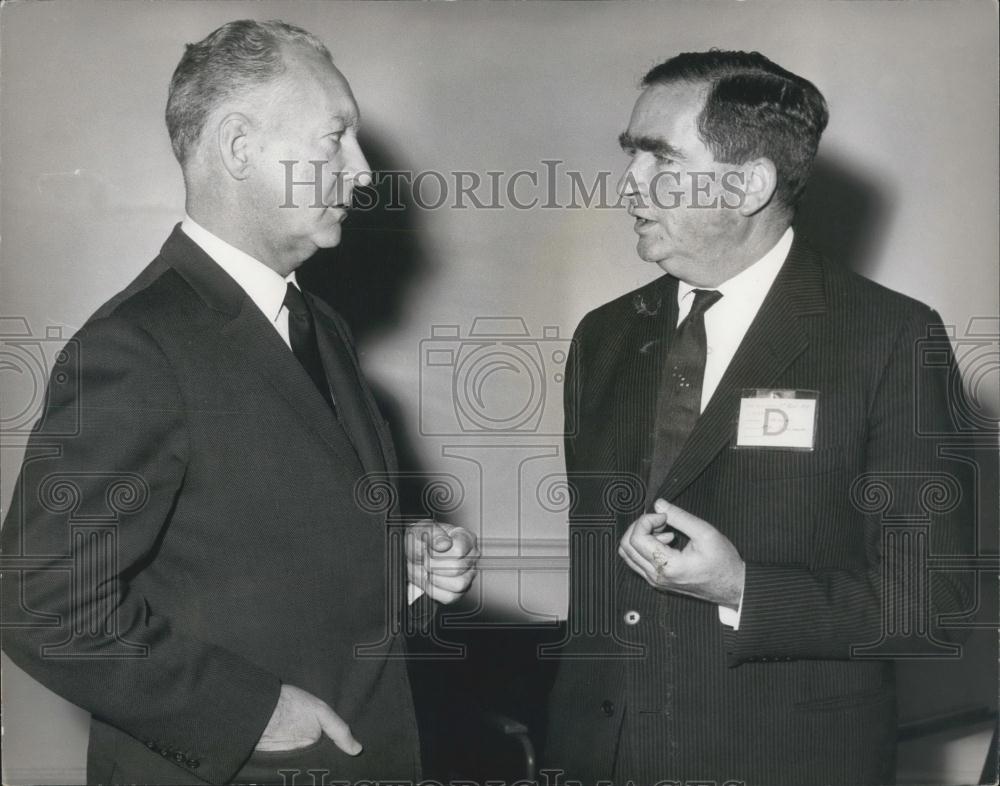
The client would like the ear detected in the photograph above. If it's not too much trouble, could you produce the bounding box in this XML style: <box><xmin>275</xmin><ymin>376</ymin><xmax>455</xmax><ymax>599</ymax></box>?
<box><xmin>738</xmin><ymin>157</ymin><xmax>778</xmax><ymax>216</ymax></box>
<box><xmin>217</xmin><ymin>112</ymin><xmax>253</xmax><ymax>180</ymax></box>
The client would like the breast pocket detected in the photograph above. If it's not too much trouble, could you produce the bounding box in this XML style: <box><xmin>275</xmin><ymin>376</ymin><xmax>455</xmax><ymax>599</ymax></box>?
<box><xmin>729</xmin><ymin>445</ymin><xmax>846</xmax><ymax>481</ymax></box>
<box><xmin>717</xmin><ymin>447</ymin><xmax>849</xmax><ymax>564</ymax></box>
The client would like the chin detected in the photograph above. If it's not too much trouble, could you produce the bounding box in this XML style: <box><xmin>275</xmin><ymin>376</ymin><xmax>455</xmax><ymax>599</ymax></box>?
<box><xmin>655</xmin><ymin>258</ymin><xmax>691</xmax><ymax>277</ymax></box>
<box><xmin>638</xmin><ymin>248</ymin><xmax>685</xmax><ymax>277</ymax></box>
<box><xmin>637</xmin><ymin>248</ymin><xmax>670</xmax><ymax>268</ymax></box>
<box><xmin>636</xmin><ymin>236</ymin><xmax>670</xmax><ymax>263</ymax></box>
<box><xmin>311</xmin><ymin>226</ymin><xmax>343</xmax><ymax>249</ymax></box>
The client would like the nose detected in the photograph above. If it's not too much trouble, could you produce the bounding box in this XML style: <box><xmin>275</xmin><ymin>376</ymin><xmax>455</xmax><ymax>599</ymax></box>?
<box><xmin>617</xmin><ymin>156</ymin><xmax>643</xmax><ymax>201</ymax></box>
<box><xmin>343</xmin><ymin>136</ymin><xmax>372</xmax><ymax>188</ymax></box>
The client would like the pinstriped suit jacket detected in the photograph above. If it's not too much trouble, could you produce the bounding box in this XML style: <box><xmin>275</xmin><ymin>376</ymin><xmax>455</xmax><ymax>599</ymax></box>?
<box><xmin>544</xmin><ymin>235</ymin><xmax>974</xmax><ymax>786</ymax></box>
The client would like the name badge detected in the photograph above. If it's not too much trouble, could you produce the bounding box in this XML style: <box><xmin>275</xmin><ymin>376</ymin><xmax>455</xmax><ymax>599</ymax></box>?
<box><xmin>736</xmin><ymin>389</ymin><xmax>818</xmax><ymax>450</ymax></box>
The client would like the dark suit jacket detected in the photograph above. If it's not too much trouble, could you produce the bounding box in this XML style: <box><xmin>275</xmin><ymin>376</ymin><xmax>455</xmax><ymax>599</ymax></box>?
<box><xmin>1</xmin><ymin>227</ymin><xmax>422</xmax><ymax>784</ymax></box>
<box><xmin>544</xmin><ymin>236</ymin><xmax>974</xmax><ymax>786</ymax></box>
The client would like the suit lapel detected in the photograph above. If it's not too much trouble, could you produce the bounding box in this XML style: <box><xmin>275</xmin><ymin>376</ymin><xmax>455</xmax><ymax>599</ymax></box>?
<box><xmin>650</xmin><ymin>238</ymin><xmax>828</xmax><ymax>503</ymax></box>
<box><xmin>160</xmin><ymin>226</ymin><xmax>365</xmax><ymax>474</ymax></box>
<box><xmin>310</xmin><ymin>301</ymin><xmax>390</xmax><ymax>477</ymax></box>
<box><xmin>580</xmin><ymin>276</ymin><xmax>677</xmax><ymax>524</ymax></box>
<box><xmin>616</xmin><ymin>279</ymin><xmax>679</xmax><ymax>497</ymax></box>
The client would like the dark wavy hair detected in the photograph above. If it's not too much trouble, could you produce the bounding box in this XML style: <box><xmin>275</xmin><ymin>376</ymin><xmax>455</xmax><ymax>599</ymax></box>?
<box><xmin>643</xmin><ymin>50</ymin><xmax>829</xmax><ymax>210</ymax></box>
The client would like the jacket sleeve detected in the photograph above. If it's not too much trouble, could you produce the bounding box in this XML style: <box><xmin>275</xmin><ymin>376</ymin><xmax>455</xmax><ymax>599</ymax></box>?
<box><xmin>726</xmin><ymin>306</ymin><xmax>977</xmax><ymax>664</ymax></box>
<box><xmin>0</xmin><ymin>315</ymin><xmax>281</xmax><ymax>784</ymax></box>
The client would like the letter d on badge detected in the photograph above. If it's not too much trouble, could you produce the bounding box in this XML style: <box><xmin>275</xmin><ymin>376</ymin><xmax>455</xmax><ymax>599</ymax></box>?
<box><xmin>736</xmin><ymin>389</ymin><xmax>818</xmax><ymax>450</ymax></box>
<box><xmin>762</xmin><ymin>408</ymin><xmax>789</xmax><ymax>436</ymax></box>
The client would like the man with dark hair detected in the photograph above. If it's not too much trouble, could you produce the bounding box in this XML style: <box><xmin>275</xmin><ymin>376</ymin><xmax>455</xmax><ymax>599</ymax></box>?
<box><xmin>544</xmin><ymin>50</ymin><xmax>972</xmax><ymax>785</ymax></box>
<box><xmin>1</xmin><ymin>19</ymin><xmax>478</xmax><ymax>785</ymax></box>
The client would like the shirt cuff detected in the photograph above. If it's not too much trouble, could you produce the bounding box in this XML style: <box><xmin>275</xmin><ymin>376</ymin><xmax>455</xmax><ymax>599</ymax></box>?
<box><xmin>407</xmin><ymin>582</ymin><xmax>424</xmax><ymax>606</ymax></box>
<box><xmin>718</xmin><ymin>587</ymin><xmax>744</xmax><ymax>630</ymax></box>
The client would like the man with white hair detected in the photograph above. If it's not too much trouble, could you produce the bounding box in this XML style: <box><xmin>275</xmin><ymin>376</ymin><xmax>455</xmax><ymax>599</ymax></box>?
<box><xmin>1</xmin><ymin>19</ymin><xmax>478</xmax><ymax>785</ymax></box>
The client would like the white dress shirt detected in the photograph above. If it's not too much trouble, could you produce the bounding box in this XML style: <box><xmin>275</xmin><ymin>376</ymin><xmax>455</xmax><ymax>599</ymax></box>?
<box><xmin>180</xmin><ymin>215</ymin><xmax>298</xmax><ymax>346</ymax></box>
<box><xmin>180</xmin><ymin>216</ymin><xmax>426</xmax><ymax>604</ymax></box>
<box><xmin>675</xmin><ymin>227</ymin><xmax>794</xmax><ymax>629</ymax></box>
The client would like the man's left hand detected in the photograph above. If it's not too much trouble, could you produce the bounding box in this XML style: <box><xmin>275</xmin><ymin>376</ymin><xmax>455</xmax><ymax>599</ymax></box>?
<box><xmin>619</xmin><ymin>499</ymin><xmax>745</xmax><ymax>608</ymax></box>
<box><xmin>406</xmin><ymin>522</ymin><xmax>479</xmax><ymax>604</ymax></box>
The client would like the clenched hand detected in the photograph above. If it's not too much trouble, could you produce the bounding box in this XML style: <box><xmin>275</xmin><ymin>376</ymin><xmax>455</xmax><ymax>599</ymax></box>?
<box><xmin>405</xmin><ymin>521</ymin><xmax>479</xmax><ymax>604</ymax></box>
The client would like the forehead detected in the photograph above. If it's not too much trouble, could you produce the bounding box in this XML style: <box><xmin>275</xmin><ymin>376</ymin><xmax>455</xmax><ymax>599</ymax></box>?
<box><xmin>627</xmin><ymin>81</ymin><xmax>707</xmax><ymax>146</ymax></box>
<box><xmin>275</xmin><ymin>46</ymin><xmax>359</xmax><ymax>123</ymax></box>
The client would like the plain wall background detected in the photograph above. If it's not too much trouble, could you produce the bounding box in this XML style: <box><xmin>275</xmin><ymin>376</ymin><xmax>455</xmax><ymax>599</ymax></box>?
<box><xmin>1</xmin><ymin>1</ymin><xmax>997</xmax><ymax>783</ymax></box>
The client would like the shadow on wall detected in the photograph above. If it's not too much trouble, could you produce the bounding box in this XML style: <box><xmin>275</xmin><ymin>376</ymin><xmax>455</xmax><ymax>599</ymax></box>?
<box><xmin>792</xmin><ymin>149</ymin><xmax>999</xmax><ymax>785</ymax></box>
<box><xmin>796</xmin><ymin>151</ymin><xmax>894</xmax><ymax>278</ymax></box>
<box><xmin>301</xmin><ymin>127</ymin><xmax>430</xmax><ymax>345</ymax></box>
<box><xmin>299</xmin><ymin>127</ymin><xmax>431</xmax><ymax>508</ymax></box>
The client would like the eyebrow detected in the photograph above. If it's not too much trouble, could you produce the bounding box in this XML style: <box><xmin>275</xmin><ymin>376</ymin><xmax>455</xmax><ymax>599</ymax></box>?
<box><xmin>331</xmin><ymin>112</ymin><xmax>360</xmax><ymax>130</ymax></box>
<box><xmin>618</xmin><ymin>132</ymin><xmax>684</xmax><ymax>160</ymax></box>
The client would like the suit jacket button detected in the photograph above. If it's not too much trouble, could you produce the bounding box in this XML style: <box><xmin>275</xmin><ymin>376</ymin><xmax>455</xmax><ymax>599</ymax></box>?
<box><xmin>624</xmin><ymin>610</ymin><xmax>640</xmax><ymax>625</ymax></box>
<box><xmin>601</xmin><ymin>700</ymin><xmax>615</xmax><ymax>716</ymax></box>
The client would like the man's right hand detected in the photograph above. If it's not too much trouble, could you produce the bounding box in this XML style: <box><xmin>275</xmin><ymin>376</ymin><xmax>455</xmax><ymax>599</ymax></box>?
<box><xmin>255</xmin><ymin>684</ymin><xmax>362</xmax><ymax>756</ymax></box>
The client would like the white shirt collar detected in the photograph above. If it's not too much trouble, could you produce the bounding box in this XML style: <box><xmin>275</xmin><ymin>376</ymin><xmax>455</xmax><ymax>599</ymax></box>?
<box><xmin>678</xmin><ymin>226</ymin><xmax>794</xmax><ymax>310</ymax></box>
<box><xmin>180</xmin><ymin>215</ymin><xmax>297</xmax><ymax>323</ymax></box>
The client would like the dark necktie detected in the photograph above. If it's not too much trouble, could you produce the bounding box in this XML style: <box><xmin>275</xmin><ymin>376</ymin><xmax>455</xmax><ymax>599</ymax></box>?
<box><xmin>283</xmin><ymin>283</ymin><xmax>335</xmax><ymax>412</ymax></box>
<box><xmin>647</xmin><ymin>288</ymin><xmax>723</xmax><ymax>490</ymax></box>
